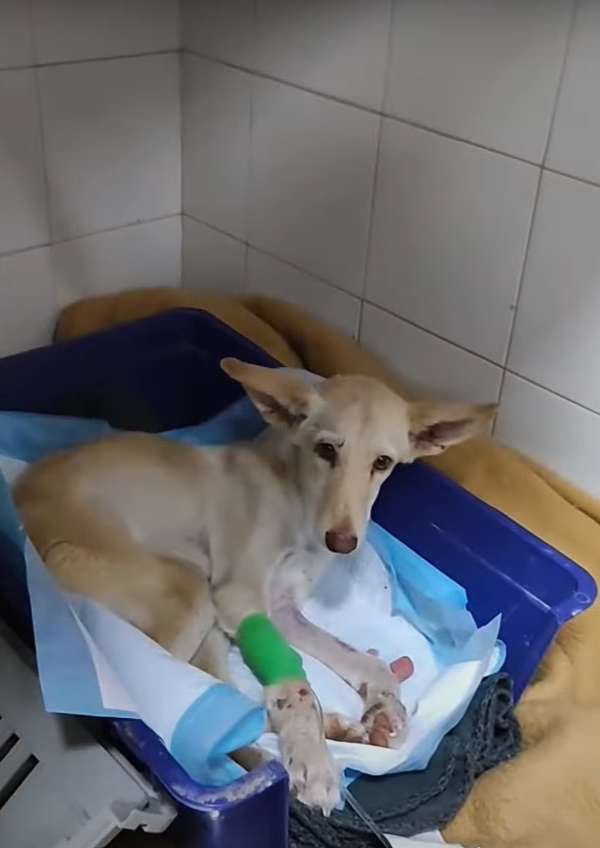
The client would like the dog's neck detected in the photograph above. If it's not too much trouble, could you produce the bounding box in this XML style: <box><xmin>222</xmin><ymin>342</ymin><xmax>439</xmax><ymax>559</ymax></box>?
<box><xmin>250</xmin><ymin>427</ymin><xmax>334</xmax><ymax>611</ymax></box>
<box><xmin>251</xmin><ymin>426</ymin><xmax>321</xmax><ymax>550</ymax></box>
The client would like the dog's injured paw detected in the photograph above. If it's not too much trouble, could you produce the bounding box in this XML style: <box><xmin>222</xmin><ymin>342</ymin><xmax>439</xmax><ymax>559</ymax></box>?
<box><xmin>323</xmin><ymin>712</ymin><xmax>369</xmax><ymax>743</ymax></box>
<box><xmin>360</xmin><ymin>691</ymin><xmax>408</xmax><ymax>748</ymax></box>
<box><xmin>266</xmin><ymin>681</ymin><xmax>340</xmax><ymax>815</ymax></box>
<box><xmin>354</xmin><ymin>655</ymin><xmax>411</xmax><ymax>749</ymax></box>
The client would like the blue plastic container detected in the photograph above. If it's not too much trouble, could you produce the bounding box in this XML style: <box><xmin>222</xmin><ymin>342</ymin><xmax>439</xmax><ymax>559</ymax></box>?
<box><xmin>0</xmin><ymin>308</ymin><xmax>595</xmax><ymax>848</ymax></box>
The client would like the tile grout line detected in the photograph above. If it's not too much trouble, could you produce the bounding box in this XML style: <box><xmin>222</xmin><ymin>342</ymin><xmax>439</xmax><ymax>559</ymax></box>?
<box><xmin>542</xmin><ymin>166</ymin><xmax>600</xmax><ymax>191</ymax></box>
<box><xmin>30</xmin><ymin>61</ymin><xmax>55</xmax><ymax>250</ymax></box>
<box><xmin>26</xmin><ymin>0</ymin><xmax>54</xmax><ymax>250</ymax></box>
<box><xmin>185</xmin><ymin>213</ymin><xmax>247</xmax><ymax>246</ymax></box>
<box><xmin>0</xmin><ymin>48</ymin><xmax>180</xmax><ymax>74</ymax></box>
<box><xmin>182</xmin><ymin>49</ymin><xmax>539</xmax><ymax>170</ymax></box>
<box><xmin>25</xmin><ymin>0</ymin><xmax>37</xmax><ymax>65</ymax></box>
<box><xmin>356</xmin><ymin>0</ymin><xmax>396</xmax><ymax>343</ymax></box>
<box><xmin>0</xmin><ymin>214</ymin><xmax>182</xmax><ymax>262</ymax></box>
<box><xmin>49</xmin><ymin>213</ymin><xmax>182</xmax><ymax>246</ymax></box>
<box><xmin>361</xmin><ymin>299</ymin><xmax>503</xmax><ymax>370</ymax></box>
<box><xmin>492</xmin><ymin>166</ymin><xmax>545</xmax><ymax>434</ymax></box>
<box><xmin>178</xmin><ymin>0</ymin><xmax>186</xmax><ymax>287</ymax></box>
<box><xmin>182</xmin><ymin>47</ymin><xmax>600</xmax><ymax>195</ymax></box>
<box><xmin>243</xmin><ymin>0</ymin><xmax>258</xmax><ymax>294</ymax></box>
<box><xmin>356</xmin><ymin>116</ymin><xmax>382</xmax><ymax>341</ymax></box>
<box><xmin>541</xmin><ymin>0</ymin><xmax>580</xmax><ymax>169</ymax></box>
<box><xmin>178</xmin><ymin>41</ymin><xmax>185</xmax><ymax>286</ymax></box>
<box><xmin>177</xmin><ymin>0</ymin><xmax>184</xmax><ymax>54</ymax></box>
<box><xmin>502</xmin><ymin>369</ymin><xmax>600</xmax><ymax>418</ymax></box>
<box><xmin>185</xmin><ymin>213</ymin><xmax>364</xmax><ymax>304</ymax></box>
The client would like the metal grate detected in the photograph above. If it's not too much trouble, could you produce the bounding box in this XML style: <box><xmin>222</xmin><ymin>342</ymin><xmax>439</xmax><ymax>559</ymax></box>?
<box><xmin>0</xmin><ymin>625</ymin><xmax>176</xmax><ymax>848</ymax></box>
<box><xmin>0</xmin><ymin>728</ymin><xmax>18</xmax><ymax>762</ymax></box>
<box><xmin>0</xmin><ymin>717</ymin><xmax>39</xmax><ymax>811</ymax></box>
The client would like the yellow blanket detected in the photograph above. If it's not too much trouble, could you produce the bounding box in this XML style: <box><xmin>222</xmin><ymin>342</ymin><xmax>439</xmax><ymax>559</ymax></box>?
<box><xmin>56</xmin><ymin>289</ymin><xmax>600</xmax><ymax>848</ymax></box>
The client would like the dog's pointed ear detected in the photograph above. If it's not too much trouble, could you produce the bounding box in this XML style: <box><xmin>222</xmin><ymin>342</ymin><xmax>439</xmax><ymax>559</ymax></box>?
<box><xmin>408</xmin><ymin>400</ymin><xmax>497</xmax><ymax>458</ymax></box>
<box><xmin>221</xmin><ymin>359</ymin><xmax>320</xmax><ymax>429</ymax></box>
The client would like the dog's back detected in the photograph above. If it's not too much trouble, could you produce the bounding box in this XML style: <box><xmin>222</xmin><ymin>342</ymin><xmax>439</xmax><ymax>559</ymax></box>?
<box><xmin>14</xmin><ymin>433</ymin><xmax>220</xmax><ymax>657</ymax></box>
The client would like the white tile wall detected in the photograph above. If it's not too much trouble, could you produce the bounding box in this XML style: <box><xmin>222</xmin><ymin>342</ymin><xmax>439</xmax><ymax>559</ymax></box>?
<box><xmin>181</xmin><ymin>0</ymin><xmax>600</xmax><ymax>496</ymax></box>
<box><xmin>183</xmin><ymin>217</ymin><xmax>247</xmax><ymax>292</ymax></box>
<box><xmin>361</xmin><ymin>304</ymin><xmax>502</xmax><ymax>403</ymax></box>
<box><xmin>546</xmin><ymin>0</ymin><xmax>600</xmax><ymax>184</ymax></box>
<box><xmin>39</xmin><ymin>54</ymin><xmax>180</xmax><ymax>240</ymax></box>
<box><xmin>183</xmin><ymin>55</ymin><xmax>251</xmax><ymax>239</ymax></box>
<box><xmin>0</xmin><ymin>0</ymin><xmax>181</xmax><ymax>357</ymax></box>
<box><xmin>385</xmin><ymin>0</ymin><xmax>574</xmax><ymax>163</ymax></box>
<box><xmin>181</xmin><ymin>214</ymin><xmax>363</xmax><ymax>334</ymax></box>
<box><xmin>255</xmin><ymin>0</ymin><xmax>392</xmax><ymax>109</ymax></box>
<box><xmin>496</xmin><ymin>375</ymin><xmax>600</xmax><ymax>500</ymax></box>
<box><xmin>0</xmin><ymin>248</ymin><xmax>57</xmax><ymax>357</ymax></box>
<box><xmin>0</xmin><ymin>0</ymin><xmax>33</xmax><ymax>69</ymax></box>
<box><xmin>247</xmin><ymin>249</ymin><xmax>361</xmax><ymax>338</ymax></box>
<box><xmin>182</xmin><ymin>0</ymin><xmax>256</xmax><ymax>69</ymax></box>
<box><xmin>249</xmin><ymin>77</ymin><xmax>379</xmax><ymax>294</ymax></box>
<box><xmin>31</xmin><ymin>0</ymin><xmax>179</xmax><ymax>64</ymax></box>
<box><xmin>1</xmin><ymin>2</ymin><xmax>599</xmax><ymax>496</ymax></box>
<box><xmin>53</xmin><ymin>217</ymin><xmax>182</xmax><ymax>306</ymax></box>
<box><xmin>366</xmin><ymin>120</ymin><xmax>538</xmax><ymax>363</ymax></box>
<box><xmin>508</xmin><ymin>173</ymin><xmax>600</xmax><ymax>413</ymax></box>
<box><xmin>0</xmin><ymin>69</ymin><xmax>49</xmax><ymax>254</ymax></box>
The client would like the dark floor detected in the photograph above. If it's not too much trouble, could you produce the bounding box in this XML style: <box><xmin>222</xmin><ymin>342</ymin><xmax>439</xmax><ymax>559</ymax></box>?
<box><xmin>113</xmin><ymin>832</ymin><xmax>175</xmax><ymax>848</ymax></box>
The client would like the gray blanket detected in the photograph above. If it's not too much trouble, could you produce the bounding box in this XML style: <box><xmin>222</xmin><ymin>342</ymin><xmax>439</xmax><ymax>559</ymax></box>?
<box><xmin>290</xmin><ymin>673</ymin><xmax>520</xmax><ymax>847</ymax></box>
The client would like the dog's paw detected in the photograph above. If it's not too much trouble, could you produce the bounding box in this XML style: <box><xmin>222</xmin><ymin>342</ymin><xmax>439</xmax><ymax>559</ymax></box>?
<box><xmin>355</xmin><ymin>657</ymin><xmax>409</xmax><ymax>749</ymax></box>
<box><xmin>284</xmin><ymin>735</ymin><xmax>340</xmax><ymax>815</ymax></box>
<box><xmin>361</xmin><ymin>691</ymin><xmax>408</xmax><ymax>749</ymax></box>
<box><xmin>323</xmin><ymin>712</ymin><xmax>369</xmax><ymax>744</ymax></box>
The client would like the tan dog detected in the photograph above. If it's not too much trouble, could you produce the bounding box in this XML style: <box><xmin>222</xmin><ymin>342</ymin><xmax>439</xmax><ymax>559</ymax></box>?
<box><xmin>14</xmin><ymin>360</ymin><xmax>495</xmax><ymax>813</ymax></box>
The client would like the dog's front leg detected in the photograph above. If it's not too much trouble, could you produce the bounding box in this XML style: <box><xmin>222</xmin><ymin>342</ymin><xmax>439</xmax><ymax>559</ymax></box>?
<box><xmin>213</xmin><ymin>583</ymin><xmax>340</xmax><ymax>814</ymax></box>
<box><xmin>265</xmin><ymin>679</ymin><xmax>340</xmax><ymax>814</ymax></box>
<box><xmin>270</xmin><ymin>566</ymin><xmax>410</xmax><ymax>749</ymax></box>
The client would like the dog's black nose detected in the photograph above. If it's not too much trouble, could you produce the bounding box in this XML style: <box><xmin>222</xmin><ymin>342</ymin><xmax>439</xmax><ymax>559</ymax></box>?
<box><xmin>325</xmin><ymin>530</ymin><xmax>358</xmax><ymax>554</ymax></box>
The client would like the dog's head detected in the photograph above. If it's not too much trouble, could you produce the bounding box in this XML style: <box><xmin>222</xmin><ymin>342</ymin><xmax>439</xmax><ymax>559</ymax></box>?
<box><xmin>221</xmin><ymin>359</ymin><xmax>496</xmax><ymax>555</ymax></box>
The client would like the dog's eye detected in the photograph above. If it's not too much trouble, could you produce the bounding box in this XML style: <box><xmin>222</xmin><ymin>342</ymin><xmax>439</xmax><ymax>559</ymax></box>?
<box><xmin>315</xmin><ymin>442</ymin><xmax>337</xmax><ymax>465</ymax></box>
<box><xmin>373</xmin><ymin>455</ymin><xmax>393</xmax><ymax>472</ymax></box>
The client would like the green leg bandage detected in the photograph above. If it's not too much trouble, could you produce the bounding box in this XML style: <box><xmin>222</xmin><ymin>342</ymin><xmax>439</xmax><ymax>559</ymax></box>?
<box><xmin>236</xmin><ymin>613</ymin><xmax>307</xmax><ymax>687</ymax></box>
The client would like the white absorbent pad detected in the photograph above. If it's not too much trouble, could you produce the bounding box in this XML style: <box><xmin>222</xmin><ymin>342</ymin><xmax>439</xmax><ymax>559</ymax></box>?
<box><xmin>229</xmin><ymin>526</ymin><xmax>502</xmax><ymax>777</ymax></box>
